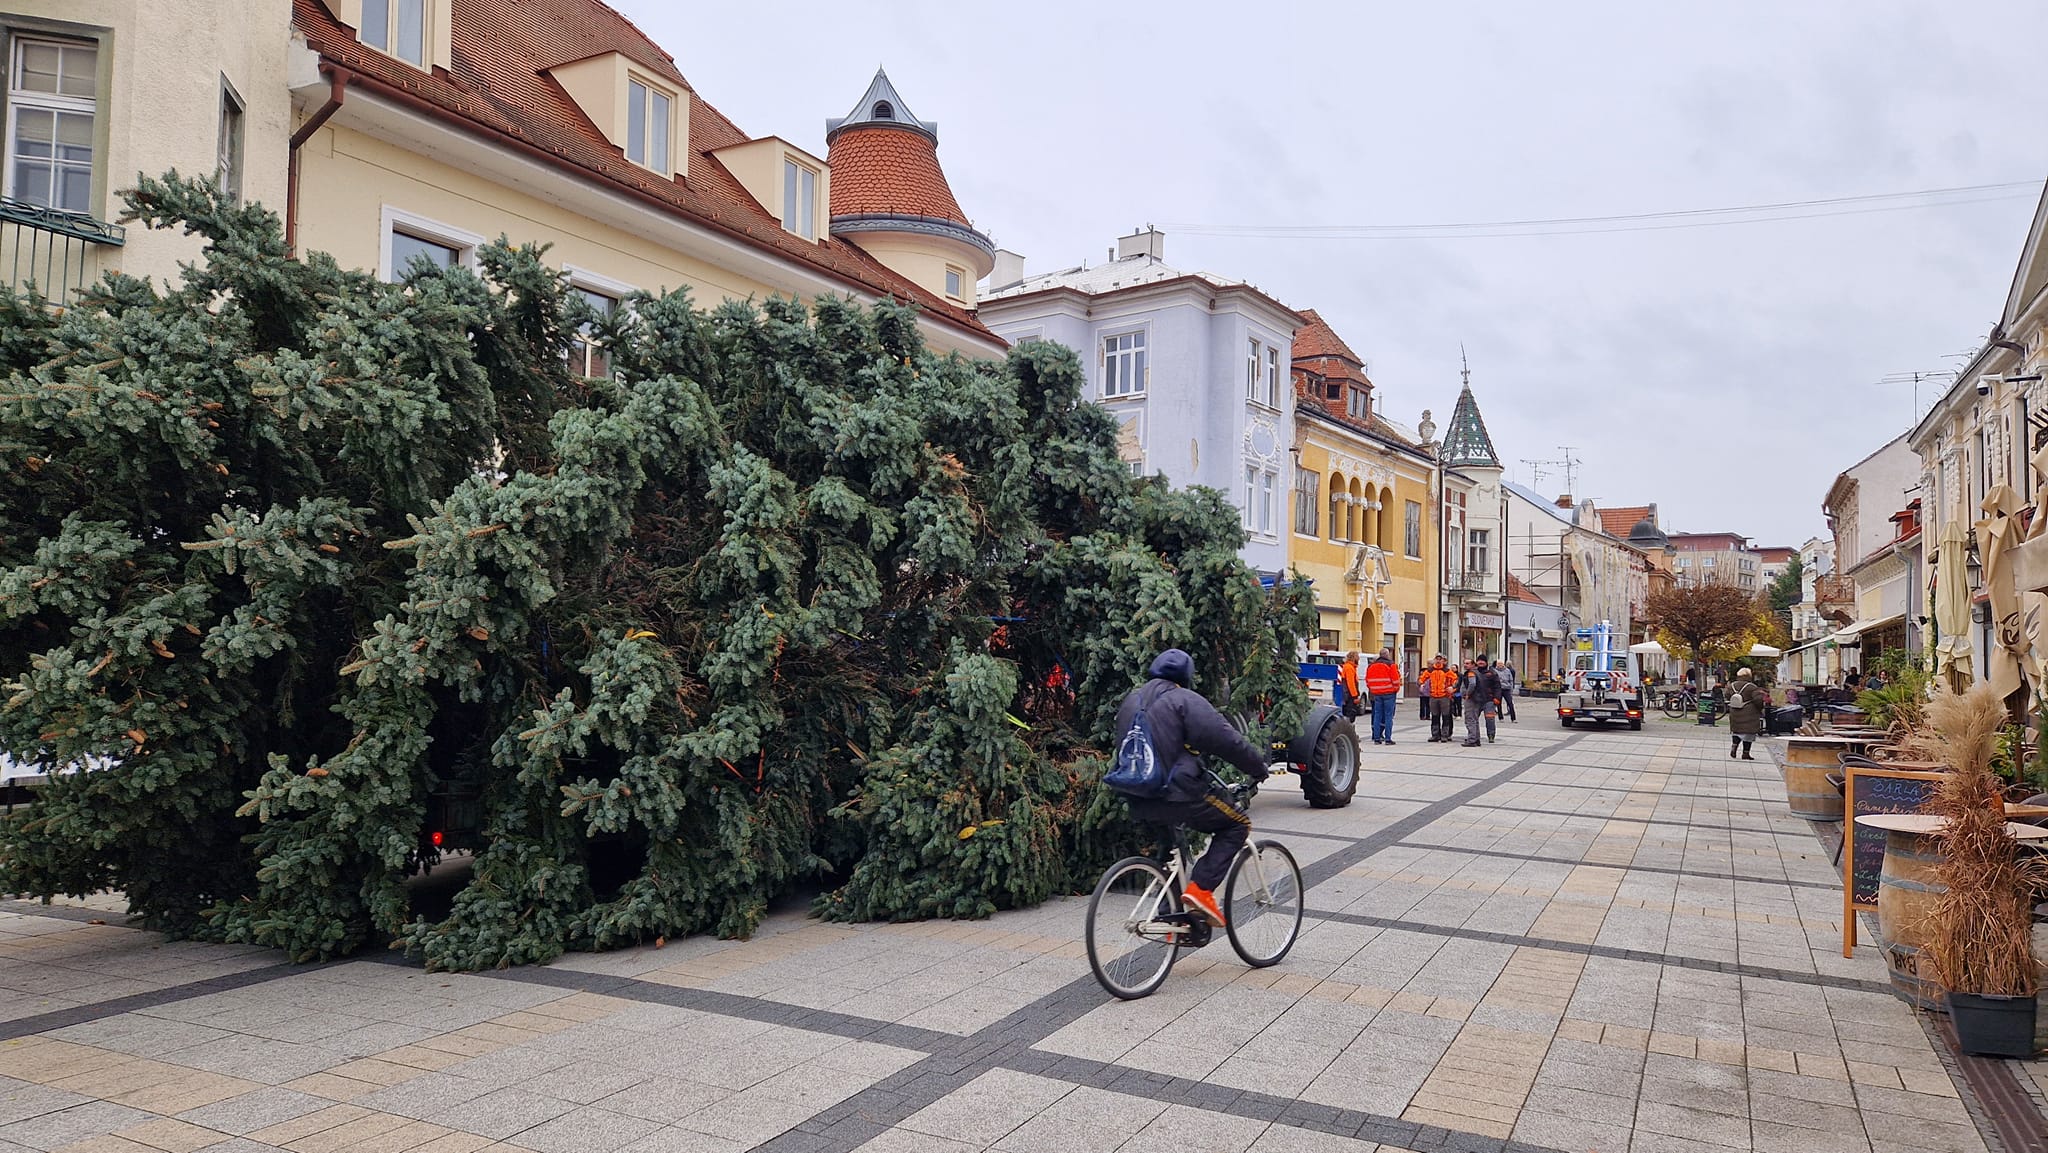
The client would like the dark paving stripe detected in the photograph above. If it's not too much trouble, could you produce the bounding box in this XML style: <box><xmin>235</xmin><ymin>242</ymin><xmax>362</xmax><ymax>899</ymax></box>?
<box><xmin>1382</xmin><ymin>840</ymin><xmax>1841</xmax><ymax>890</ymax></box>
<box><xmin>1304</xmin><ymin>905</ymin><xmax>1893</xmax><ymax>995</ymax></box>
<box><xmin>478</xmin><ymin>964</ymin><xmax>957</xmax><ymax>1052</ymax></box>
<box><xmin>1004</xmin><ymin>1049</ymin><xmax>1574</xmax><ymax>1153</ymax></box>
<box><xmin>1931</xmin><ymin>1010</ymin><xmax>2048</xmax><ymax>1152</ymax></box>
<box><xmin>1457</xmin><ymin>803</ymin><xmax>1785</xmax><ymax>831</ymax></box>
<box><xmin>0</xmin><ymin>960</ymin><xmax>315</xmax><ymax>1041</ymax></box>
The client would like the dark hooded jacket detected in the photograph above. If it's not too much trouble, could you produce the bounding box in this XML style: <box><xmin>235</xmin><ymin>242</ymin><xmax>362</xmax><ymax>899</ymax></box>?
<box><xmin>1111</xmin><ymin>649</ymin><xmax>1271</xmax><ymax>803</ymax></box>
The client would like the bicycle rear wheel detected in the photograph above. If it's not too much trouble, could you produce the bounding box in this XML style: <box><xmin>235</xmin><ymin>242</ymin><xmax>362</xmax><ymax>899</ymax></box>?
<box><xmin>1086</xmin><ymin>856</ymin><xmax>1180</xmax><ymax>999</ymax></box>
<box><xmin>1224</xmin><ymin>839</ymin><xmax>1302</xmax><ymax>967</ymax></box>
<box><xmin>1660</xmin><ymin>693</ymin><xmax>1690</xmax><ymax>718</ymax></box>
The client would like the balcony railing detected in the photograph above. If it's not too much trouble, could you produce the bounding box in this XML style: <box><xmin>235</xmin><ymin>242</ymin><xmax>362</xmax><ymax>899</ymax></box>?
<box><xmin>1446</xmin><ymin>568</ymin><xmax>1495</xmax><ymax>594</ymax></box>
<box><xmin>0</xmin><ymin>197</ymin><xmax>123</xmax><ymax>307</ymax></box>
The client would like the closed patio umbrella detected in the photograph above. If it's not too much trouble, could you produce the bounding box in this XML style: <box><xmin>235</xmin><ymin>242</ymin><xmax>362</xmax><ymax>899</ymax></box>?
<box><xmin>1935</xmin><ymin>511</ymin><xmax>1972</xmax><ymax>689</ymax></box>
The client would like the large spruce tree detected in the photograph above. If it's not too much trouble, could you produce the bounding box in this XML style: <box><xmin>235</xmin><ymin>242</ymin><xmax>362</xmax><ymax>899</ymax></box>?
<box><xmin>0</xmin><ymin>177</ymin><xmax>1312</xmax><ymax>969</ymax></box>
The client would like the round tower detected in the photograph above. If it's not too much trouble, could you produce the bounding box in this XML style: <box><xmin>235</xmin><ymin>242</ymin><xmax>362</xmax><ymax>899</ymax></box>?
<box><xmin>825</xmin><ymin>69</ymin><xmax>994</xmax><ymax>307</ymax></box>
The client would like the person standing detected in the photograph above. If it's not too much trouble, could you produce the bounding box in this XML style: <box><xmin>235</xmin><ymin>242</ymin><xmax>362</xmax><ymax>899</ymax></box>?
<box><xmin>1337</xmin><ymin>651</ymin><xmax>1362</xmax><ymax>722</ymax></box>
<box><xmin>1496</xmin><ymin>661</ymin><xmax>1518</xmax><ymax>722</ymax></box>
<box><xmin>1462</xmin><ymin>656</ymin><xmax>1503</xmax><ymax>746</ymax></box>
<box><xmin>1420</xmin><ymin>656</ymin><xmax>1459</xmax><ymax>742</ymax></box>
<box><xmin>1365</xmin><ymin>648</ymin><xmax>1402</xmax><ymax>745</ymax></box>
<box><xmin>1725</xmin><ymin>667</ymin><xmax>1768</xmax><ymax>760</ymax></box>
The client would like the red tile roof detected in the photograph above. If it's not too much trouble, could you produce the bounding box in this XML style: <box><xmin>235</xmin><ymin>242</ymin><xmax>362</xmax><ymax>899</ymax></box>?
<box><xmin>1506</xmin><ymin>573</ymin><xmax>1545</xmax><ymax>603</ymax></box>
<box><xmin>825</xmin><ymin>127</ymin><xmax>972</xmax><ymax>226</ymax></box>
<box><xmin>1293</xmin><ymin>309</ymin><xmax>1364</xmax><ymax>365</ymax></box>
<box><xmin>290</xmin><ymin>0</ymin><xmax>994</xmax><ymax>343</ymax></box>
<box><xmin>1596</xmin><ymin>505</ymin><xmax>1652</xmax><ymax>537</ymax></box>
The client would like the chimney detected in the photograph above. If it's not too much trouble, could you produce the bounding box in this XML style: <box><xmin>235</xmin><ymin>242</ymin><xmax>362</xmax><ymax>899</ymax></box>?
<box><xmin>1556</xmin><ymin>494</ymin><xmax>1573</xmax><ymax>509</ymax></box>
<box><xmin>1116</xmin><ymin>225</ymin><xmax>1165</xmax><ymax>262</ymax></box>
<box><xmin>990</xmin><ymin>249</ymin><xmax>1026</xmax><ymax>290</ymax></box>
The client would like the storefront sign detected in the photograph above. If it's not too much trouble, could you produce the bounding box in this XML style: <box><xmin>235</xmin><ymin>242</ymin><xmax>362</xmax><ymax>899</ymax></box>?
<box><xmin>1463</xmin><ymin>612</ymin><xmax>1505</xmax><ymax>630</ymax></box>
<box><xmin>1403</xmin><ymin>613</ymin><xmax>1426</xmax><ymax>635</ymax></box>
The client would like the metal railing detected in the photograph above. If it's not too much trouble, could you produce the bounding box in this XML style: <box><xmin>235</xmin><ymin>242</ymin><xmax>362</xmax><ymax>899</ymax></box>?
<box><xmin>0</xmin><ymin>196</ymin><xmax>124</xmax><ymax>307</ymax></box>
<box><xmin>1446</xmin><ymin>568</ymin><xmax>1495</xmax><ymax>594</ymax></box>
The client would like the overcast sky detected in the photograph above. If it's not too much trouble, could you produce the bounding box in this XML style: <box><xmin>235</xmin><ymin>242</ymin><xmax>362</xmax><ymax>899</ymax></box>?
<box><xmin>626</xmin><ymin>0</ymin><xmax>2048</xmax><ymax>547</ymax></box>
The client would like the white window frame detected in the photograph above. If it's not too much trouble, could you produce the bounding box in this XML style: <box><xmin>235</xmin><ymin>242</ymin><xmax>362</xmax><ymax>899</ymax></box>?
<box><xmin>217</xmin><ymin>76</ymin><xmax>244</xmax><ymax>204</ymax></box>
<box><xmin>625</xmin><ymin>75</ymin><xmax>674</xmax><ymax>174</ymax></box>
<box><xmin>562</xmin><ymin>265</ymin><xmax>636</xmax><ymax>380</ymax></box>
<box><xmin>1101</xmin><ymin>328</ymin><xmax>1147</xmax><ymax>399</ymax></box>
<box><xmin>1243</xmin><ymin>464</ymin><xmax>1257</xmax><ymax>530</ymax></box>
<box><xmin>1265</xmin><ymin>346</ymin><xmax>1280</xmax><ymax>408</ymax></box>
<box><xmin>1347</xmin><ymin>386</ymin><xmax>1370</xmax><ymax>421</ymax></box>
<box><xmin>5</xmin><ymin>33</ymin><xmax>98</xmax><ymax>214</ymax></box>
<box><xmin>944</xmin><ymin>264</ymin><xmax>965</xmax><ymax>300</ymax></box>
<box><xmin>781</xmin><ymin>156</ymin><xmax>817</xmax><ymax>239</ymax></box>
<box><xmin>1404</xmin><ymin>500</ymin><xmax>1422</xmax><ymax>559</ymax></box>
<box><xmin>1467</xmin><ymin>528</ymin><xmax>1490</xmax><ymax>576</ymax></box>
<box><xmin>360</xmin><ymin>0</ymin><xmax>428</xmax><ymax>68</ymax></box>
<box><xmin>1259</xmin><ymin>468</ymin><xmax>1277</xmax><ymax>535</ymax></box>
<box><xmin>1293</xmin><ymin>466</ymin><xmax>1319</xmax><ymax>537</ymax></box>
<box><xmin>379</xmin><ymin>205</ymin><xmax>483</xmax><ymax>280</ymax></box>
<box><xmin>1245</xmin><ymin>338</ymin><xmax>1261</xmax><ymax>403</ymax></box>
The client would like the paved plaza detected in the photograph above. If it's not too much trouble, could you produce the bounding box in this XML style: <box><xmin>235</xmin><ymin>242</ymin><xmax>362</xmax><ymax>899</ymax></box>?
<box><xmin>4</xmin><ymin>711</ymin><xmax>2044</xmax><ymax>1152</ymax></box>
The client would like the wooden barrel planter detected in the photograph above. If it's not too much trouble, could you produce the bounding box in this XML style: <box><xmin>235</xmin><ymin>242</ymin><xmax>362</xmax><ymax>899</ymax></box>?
<box><xmin>1783</xmin><ymin>738</ymin><xmax>1847</xmax><ymax>821</ymax></box>
<box><xmin>1875</xmin><ymin>826</ymin><xmax>1947</xmax><ymax>1012</ymax></box>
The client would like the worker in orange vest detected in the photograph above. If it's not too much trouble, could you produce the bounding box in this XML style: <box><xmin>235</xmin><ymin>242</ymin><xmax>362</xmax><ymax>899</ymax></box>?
<box><xmin>1364</xmin><ymin>649</ymin><xmax>1402</xmax><ymax>745</ymax></box>
<box><xmin>1419</xmin><ymin>655</ymin><xmax>1460</xmax><ymax>743</ymax></box>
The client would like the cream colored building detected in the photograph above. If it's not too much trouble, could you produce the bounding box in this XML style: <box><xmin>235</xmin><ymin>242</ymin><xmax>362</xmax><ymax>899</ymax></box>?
<box><xmin>0</xmin><ymin>1</ymin><xmax>293</xmax><ymax>300</ymax></box>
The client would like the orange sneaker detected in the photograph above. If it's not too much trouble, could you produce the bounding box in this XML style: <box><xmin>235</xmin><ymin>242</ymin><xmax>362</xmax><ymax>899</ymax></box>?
<box><xmin>1183</xmin><ymin>884</ymin><xmax>1226</xmax><ymax>927</ymax></box>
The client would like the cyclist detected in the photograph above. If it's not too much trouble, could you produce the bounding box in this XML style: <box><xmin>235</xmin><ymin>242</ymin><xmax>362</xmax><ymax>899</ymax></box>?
<box><xmin>1111</xmin><ymin>648</ymin><xmax>1271</xmax><ymax>927</ymax></box>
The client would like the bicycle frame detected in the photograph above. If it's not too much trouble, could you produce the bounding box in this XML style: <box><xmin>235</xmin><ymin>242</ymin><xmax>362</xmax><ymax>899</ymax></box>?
<box><xmin>1122</xmin><ymin>829</ymin><xmax>1280</xmax><ymax>942</ymax></box>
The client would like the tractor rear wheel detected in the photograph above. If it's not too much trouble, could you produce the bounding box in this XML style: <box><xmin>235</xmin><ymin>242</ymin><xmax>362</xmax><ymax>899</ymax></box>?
<box><xmin>1299</xmin><ymin>717</ymin><xmax>1359</xmax><ymax>809</ymax></box>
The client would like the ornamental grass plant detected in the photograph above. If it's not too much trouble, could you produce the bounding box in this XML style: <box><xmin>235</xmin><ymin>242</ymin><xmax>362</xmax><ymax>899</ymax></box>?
<box><xmin>1923</xmin><ymin>684</ymin><xmax>2045</xmax><ymax>999</ymax></box>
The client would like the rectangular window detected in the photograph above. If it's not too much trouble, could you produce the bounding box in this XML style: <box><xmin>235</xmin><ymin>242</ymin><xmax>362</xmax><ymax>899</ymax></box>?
<box><xmin>945</xmin><ymin>266</ymin><xmax>964</xmax><ymax>299</ymax></box>
<box><xmin>217</xmin><ymin>79</ymin><xmax>244</xmax><ymax>204</ymax></box>
<box><xmin>381</xmin><ymin>207</ymin><xmax>481</xmax><ymax>280</ymax></box>
<box><xmin>1259</xmin><ymin>469</ymin><xmax>1277</xmax><ymax>534</ymax></box>
<box><xmin>1467</xmin><ymin>528</ymin><xmax>1490</xmax><ymax>575</ymax></box>
<box><xmin>360</xmin><ymin>0</ymin><xmax>426</xmax><ymax>66</ymax></box>
<box><xmin>1102</xmin><ymin>331</ymin><xmax>1145</xmax><ymax>398</ymax></box>
<box><xmin>1246</xmin><ymin>338</ymin><xmax>1261</xmax><ymax>402</ymax></box>
<box><xmin>626</xmin><ymin>79</ymin><xmax>671</xmax><ymax>172</ymax></box>
<box><xmin>1243</xmin><ymin>464</ymin><xmax>1257</xmax><ymax>530</ymax></box>
<box><xmin>1404</xmin><ymin>501</ymin><xmax>1421</xmax><ymax>558</ymax></box>
<box><xmin>7</xmin><ymin>36</ymin><xmax>97</xmax><ymax>213</ymax></box>
<box><xmin>1293</xmin><ymin>467</ymin><xmax>1319</xmax><ymax>536</ymax></box>
<box><xmin>391</xmin><ymin>229</ymin><xmax>460</xmax><ymax>272</ymax></box>
<box><xmin>1347</xmin><ymin>387</ymin><xmax>1369</xmax><ymax>420</ymax></box>
<box><xmin>781</xmin><ymin>159</ymin><xmax>817</xmax><ymax>238</ymax></box>
<box><xmin>566</xmin><ymin>287</ymin><xmax>618</xmax><ymax>379</ymax></box>
<box><xmin>1265</xmin><ymin>347</ymin><xmax>1280</xmax><ymax>407</ymax></box>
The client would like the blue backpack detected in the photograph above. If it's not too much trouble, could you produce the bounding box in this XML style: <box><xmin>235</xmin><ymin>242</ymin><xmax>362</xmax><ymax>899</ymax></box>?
<box><xmin>1103</xmin><ymin>686</ymin><xmax>1170</xmax><ymax>798</ymax></box>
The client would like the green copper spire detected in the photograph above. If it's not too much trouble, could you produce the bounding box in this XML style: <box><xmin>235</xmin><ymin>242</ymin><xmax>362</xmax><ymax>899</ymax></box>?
<box><xmin>1438</xmin><ymin>349</ymin><xmax>1500</xmax><ymax>468</ymax></box>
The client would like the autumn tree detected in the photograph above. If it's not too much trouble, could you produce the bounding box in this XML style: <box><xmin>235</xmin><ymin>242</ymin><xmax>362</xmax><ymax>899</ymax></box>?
<box><xmin>1644</xmin><ymin>578</ymin><xmax>1763</xmax><ymax>680</ymax></box>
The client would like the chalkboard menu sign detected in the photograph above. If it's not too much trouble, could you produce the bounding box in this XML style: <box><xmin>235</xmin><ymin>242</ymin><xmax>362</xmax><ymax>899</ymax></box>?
<box><xmin>1841</xmin><ymin>766</ymin><xmax>1943</xmax><ymax>956</ymax></box>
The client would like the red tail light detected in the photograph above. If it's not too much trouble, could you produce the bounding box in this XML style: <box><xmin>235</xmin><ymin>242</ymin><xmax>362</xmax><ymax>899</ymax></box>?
<box><xmin>430</xmin><ymin>830</ymin><xmax>444</xmax><ymax>847</ymax></box>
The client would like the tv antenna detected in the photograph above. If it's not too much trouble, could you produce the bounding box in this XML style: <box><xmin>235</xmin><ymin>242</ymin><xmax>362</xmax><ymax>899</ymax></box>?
<box><xmin>1521</xmin><ymin>446</ymin><xmax>1581</xmax><ymax>500</ymax></box>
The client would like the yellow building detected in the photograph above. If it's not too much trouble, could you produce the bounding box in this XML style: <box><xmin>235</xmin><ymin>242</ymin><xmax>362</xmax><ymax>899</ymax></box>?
<box><xmin>0</xmin><ymin>1</ymin><xmax>294</xmax><ymax>301</ymax></box>
<box><xmin>1288</xmin><ymin>311</ymin><xmax>1439</xmax><ymax>686</ymax></box>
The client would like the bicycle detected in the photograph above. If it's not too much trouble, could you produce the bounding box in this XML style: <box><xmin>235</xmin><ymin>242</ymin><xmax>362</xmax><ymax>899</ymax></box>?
<box><xmin>1659</xmin><ymin>685</ymin><xmax>1701</xmax><ymax>718</ymax></box>
<box><xmin>1084</xmin><ymin>776</ymin><xmax>1305</xmax><ymax>1000</ymax></box>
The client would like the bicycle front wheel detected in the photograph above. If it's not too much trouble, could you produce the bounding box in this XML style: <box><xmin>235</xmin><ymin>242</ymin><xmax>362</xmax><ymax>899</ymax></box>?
<box><xmin>1086</xmin><ymin>856</ymin><xmax>1180</xmax><ymax>999</ymax></box>
<box><xmin>1660</xmin><ymin>693</ymin><xmax>1690</xmax><ymax>718</ymax></box>
<box><xmin>1224</xmin><ymin>839</ymin><xmax>1303</xmax><ymax>967</ymax></box>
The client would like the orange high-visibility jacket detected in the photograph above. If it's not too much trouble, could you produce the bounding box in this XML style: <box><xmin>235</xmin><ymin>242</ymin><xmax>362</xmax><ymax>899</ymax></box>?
<box><xmin>1364</xmin><ymin>660</ymin><xmax>1402</xmax><ymax>696</ymax></box>
<box><xmin>1420</xmin><ymin>667</ymin><xmax>1459</xmax><ymax>698</ymax></box>
<box><xmin>1337</xmin><ymin>660</ymin><xmax>1360</xmax><ymax>702</ymax></box>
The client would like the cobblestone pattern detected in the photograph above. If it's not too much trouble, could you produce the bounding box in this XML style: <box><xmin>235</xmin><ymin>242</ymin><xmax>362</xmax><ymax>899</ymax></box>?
<box><xmin>0</xmin><ymin>713</ymin><xmax>2014</xmax><ymax>1152</ymax></box>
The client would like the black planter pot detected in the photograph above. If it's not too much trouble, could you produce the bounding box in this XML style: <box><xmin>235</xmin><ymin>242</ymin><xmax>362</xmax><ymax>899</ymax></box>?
<box><xmin>1948</xmin><ymin>992</ymin><xmax>2038</xmax><ymax>1058</ymax></box>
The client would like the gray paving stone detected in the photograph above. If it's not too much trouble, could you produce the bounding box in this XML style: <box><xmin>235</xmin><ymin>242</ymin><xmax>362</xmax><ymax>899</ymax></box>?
<box><xmin>174</xmin><ymin>1085</ymin><xmax>330</xmax><ymax>1135</ymax></box>
<box><xmin>425</xmin><ymin>1084</ymin><xmax>576</xmax><ymax>1139</ymax></box>
<box><xmin>0</xmin><ymin>1085</ymin><xmax>86</xmax><ymax>1128</ymax></box>
<box><xmin>516</xmin><ymin>1105</ymin><xmax>666</xmax><ymax>1153</ymax></box>
<box><xmin>0</xmin><ymin>1099</ymin><xmax>153</xmax><ymax>1150</ymax></box>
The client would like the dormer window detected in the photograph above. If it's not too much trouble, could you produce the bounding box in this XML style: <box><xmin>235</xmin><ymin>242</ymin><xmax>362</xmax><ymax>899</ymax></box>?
<box><xmin>782</xmin><ymin>158</ymin><xmax>817</xmax><ymax>239</ymax></box>
<box><xmin>872</xmin><ymin>100</ymin><xmax>894</xmax><ymax>120</ymax></box>
<box><xmin>625</xmin><ymin>78</ymin><xmax>671</xmax><ymax>173</ymax></box>
<box><xmin>361</xmin><ymin>0</ymin><xmax>426</xmax><ymax>67</ymax></box>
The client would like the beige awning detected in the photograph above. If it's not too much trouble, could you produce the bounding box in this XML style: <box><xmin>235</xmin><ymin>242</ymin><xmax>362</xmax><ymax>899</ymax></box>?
<box><xmin>1934</xmin><ymin>512</ymin><xmax>1972</xmax><ymax>688</ymax></box>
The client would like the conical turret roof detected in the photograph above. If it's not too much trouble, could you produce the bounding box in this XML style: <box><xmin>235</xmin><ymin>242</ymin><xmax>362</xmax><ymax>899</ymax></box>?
<box><xmin>1439</xmin><ymin>384</ymin><xmax>1500</xmax><ymax>469</ymax></box>
<box><xmin>823</xmin><ymin>67</ymin><xmax>991</xmax><ymax>269</ymax></box>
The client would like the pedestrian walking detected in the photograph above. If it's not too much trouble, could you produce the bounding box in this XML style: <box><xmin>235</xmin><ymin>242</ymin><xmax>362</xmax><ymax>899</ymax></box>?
<box><xmin>1497</xmin><ymin>661</ymin><xmax>1518</xmax><ymax>722</ymax></box>
<box><xmin>1462</xmin><ymin>656</ymin><xmax>1502</xmax><ymax>746</ymax></box>
<box><xmin>1337</xmin><ymin>651</ymin><xmax>1362</xmax><ymax>722</ymax></box>
<box><xmin>1420</xmin><ymin>656</ymin><xmax>1459</xmax><ymax>742</ymax></box>
<box><xmin>1725</xmin><ymin>667</ymin><xmax>1768</xmax><ymax>760</ymax></box>
<box><xmin>1365</xmin><ymin>648</ymin><xmax>1402</xmax><ymax>745</ymax></box>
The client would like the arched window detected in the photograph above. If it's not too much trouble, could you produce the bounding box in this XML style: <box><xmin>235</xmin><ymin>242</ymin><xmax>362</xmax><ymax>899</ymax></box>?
<box><xmin>872</xmin><ymin>100</ymin><xmax>895</xmax><ymax>120</ymax></box>
<box><xmin>1378</xmin><ymin>486</ymin><xmax>1399</xmax><ymax>552</ymax></box>
<box><xmin>1328</xmin><ymin>473</ymin><xmax>1346</xmax><ymax>541</ymax></box>
<box><xmin>1347</xmin><ymin>478</ymin><xmax>1363</xmax><ymax>543</ymax></box>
